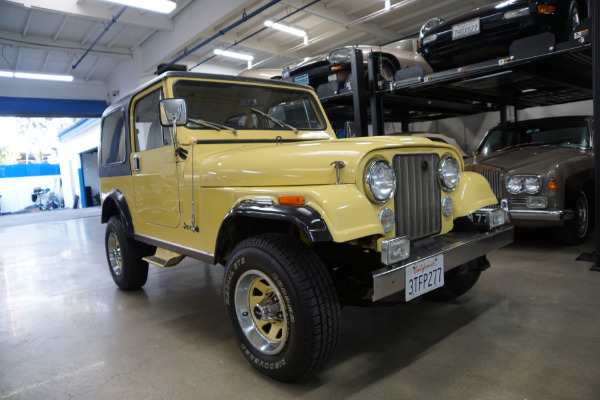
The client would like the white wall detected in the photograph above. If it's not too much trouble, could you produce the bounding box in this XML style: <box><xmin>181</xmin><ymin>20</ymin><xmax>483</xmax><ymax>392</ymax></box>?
<box><xmin>0</xmin><ymin>175</ymin><xmax>61</xmax><ymax>214</ymax></box>
<box><xmin>58</xmin><ymin>119</ymin><xmax>101</xmax><ymax>208</ymax></box>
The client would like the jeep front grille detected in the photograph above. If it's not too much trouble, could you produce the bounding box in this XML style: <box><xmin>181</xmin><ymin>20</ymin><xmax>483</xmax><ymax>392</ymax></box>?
<box><xmin>475</xmin><ymin>169</ymin><xmax>502</xmax><ymax>208</ymax></box>
<box><xmin>393</xmin><ymin>154</ymin><xmax>441</xmax><ymax>240</ymax></box>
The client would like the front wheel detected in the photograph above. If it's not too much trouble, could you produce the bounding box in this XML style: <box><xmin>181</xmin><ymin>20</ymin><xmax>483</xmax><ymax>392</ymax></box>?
<box><xmin>554</xmin><ymin>189</ymin><xmax>589</xmax><ymax>245</ymax></box>
<box><xmin>223</xmin><ymin>233</ymin><xmax>340</xmax><ymax>382</ymax></box>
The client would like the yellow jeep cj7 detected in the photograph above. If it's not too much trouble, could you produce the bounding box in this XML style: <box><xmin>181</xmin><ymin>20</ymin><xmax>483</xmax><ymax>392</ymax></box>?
<box><xmin>99</xmin><ymin>71</ymin><xmax>513</xmax><ymax>382</ymax></box>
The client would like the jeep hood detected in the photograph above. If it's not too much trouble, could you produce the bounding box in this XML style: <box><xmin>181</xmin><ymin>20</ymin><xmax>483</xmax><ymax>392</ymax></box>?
<box><xmin>196</xmin><ymin>136</ymin><xmax>456</xmax><ymax>187</ymax></box>
<box><xmin>471</xmin><ymin>146</ymin><xmax>587</xmax><ymax>173</ymax></box>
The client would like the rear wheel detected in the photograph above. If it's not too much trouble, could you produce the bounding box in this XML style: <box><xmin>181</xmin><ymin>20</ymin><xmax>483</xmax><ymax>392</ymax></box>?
<box><xmin>105</xmin><ymin>216</ymin><xmax>153</xmax><ymax>290</ymax></box>
<box><xmin>378</xmin><ymin>56</ymin><xmax>397</xmax><ymax>82</ymax></box>
<box><xmin>223</xmin><ymin>233</ymin><xmax>340</xmax><ymax>382</ymax></box>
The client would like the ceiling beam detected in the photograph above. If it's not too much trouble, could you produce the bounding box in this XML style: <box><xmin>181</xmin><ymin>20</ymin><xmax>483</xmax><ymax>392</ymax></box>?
<box><xmin>0</xmin><ymin>31</ymin><xmax>132</xmax><ymax>60</ymax></box>
<box><xmin>10</xmin><ymin>0</ymin><xmax>174</xmax><ymax>31</ymax></box>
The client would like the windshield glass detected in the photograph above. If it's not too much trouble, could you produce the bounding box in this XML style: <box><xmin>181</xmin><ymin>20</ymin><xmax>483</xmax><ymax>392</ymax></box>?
<box><xmin>172</xmin><ymin>80</ymin><xmax>327</xmax><ymax>131</ymax></box>
<box><xmin>478</xmin><ymin>120</ymin><xmax>591</xmax><ymax>155</ymax></box>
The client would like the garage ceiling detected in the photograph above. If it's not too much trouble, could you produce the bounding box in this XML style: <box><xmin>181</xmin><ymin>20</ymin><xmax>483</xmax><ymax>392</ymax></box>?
<box><xmin>0</xmin><ymin>0</ymin><xmax>492</xmax><ymax>103</ymax></box>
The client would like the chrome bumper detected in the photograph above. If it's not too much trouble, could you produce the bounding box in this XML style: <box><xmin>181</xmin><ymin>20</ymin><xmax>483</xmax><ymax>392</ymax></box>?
<box><xmin>509</xmin><ymin>208</ymin><xmax>573</xmax><ymax>221</ymax></box>
<box><xmin>371</xmin><ymin>225</ymin><xmax>514</xmax><ymax>301</ymax></box>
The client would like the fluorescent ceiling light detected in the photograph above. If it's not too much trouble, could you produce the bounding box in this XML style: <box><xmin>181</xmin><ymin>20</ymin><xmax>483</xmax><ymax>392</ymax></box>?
<box><xmin>384</xmin><ymin>0</ymin><xmax>391</xmax><ymax>11</ymax></box>
<box><xmin>264</xmin><ymin>20</ymin><xmax>306</xmax><ymax>38</ymax></box>
<box><xmin>213</xmin><ymin>49</ymin><xmax>254</xmax><ymax>61</ymax></box>
<box><xmin>214</xmin><ymin>49</ymin><xmax>254</xmax><ymax>69</ymax></box>
<box><xmin>0</xmin><ymin>71</ymin><xmax>74</xmax><ymax>81</ymax></box>
<box><xmin>103</xmin><ymin>0</ymin><xmax>176</xmax><ymax>14</ymax></box>
<box><xmin>14</xmin><ymin>72</ymin><xmax>74</xmax><ymax>82</ymax></box>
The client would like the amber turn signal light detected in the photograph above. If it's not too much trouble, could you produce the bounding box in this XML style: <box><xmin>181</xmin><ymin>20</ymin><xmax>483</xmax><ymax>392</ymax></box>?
<box><xmin>279</xmin><ymin>195</ymin><xmax>305</xmax><ymax>205</ymax></box>
<box><xmin>548</xmin><ymin>179</ymin><xmax>558</xmax><ymax>192</ymax></box>
<box><xmin>538</xmin><ymin>5</ymin><xmax>556</xmax><ymax>14</ymax></box>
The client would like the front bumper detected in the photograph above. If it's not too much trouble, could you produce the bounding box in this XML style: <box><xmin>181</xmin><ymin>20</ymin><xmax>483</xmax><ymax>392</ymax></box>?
<box><xmin>371</xmin><ymin>224</ymin><xmax>514</xmax><ymax>301</ymax></box>
<box><xmin>509</xmin><ymin>208</ymin><xmax>573</xmax><ymax>222</ymax></box>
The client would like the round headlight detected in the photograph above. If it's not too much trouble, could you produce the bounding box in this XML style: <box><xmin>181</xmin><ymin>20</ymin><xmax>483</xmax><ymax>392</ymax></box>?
<box><xmin>523</xmin><ymin>176</ymin><xmax>541</xmax><ymax>194</ymax></box>
<box><xmin>506</xmin><ymin>176</ymin><xmax>523</xmax><ymax>194</ymax></box>
<box><xmin>328</xmin><ymin>48</ymin><xmax>351</xmax><ymax>63</ymax></box>
<box><xmin>420</xmin><ymin>17</ymin><xmax>444</xmax><ymax>37</ymax></box>
<box><xmin>365</xmin><ymin>159</ymin><xmax>396</xmax><ymax>203</ymax></box>
<box><xmin>439</xmin><ymin>154</ymin><xmax>460</xmax><ymax>191</ymax></box>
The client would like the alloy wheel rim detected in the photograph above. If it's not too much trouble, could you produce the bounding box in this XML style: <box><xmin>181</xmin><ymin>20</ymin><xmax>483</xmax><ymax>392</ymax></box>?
<box><xmin>234</xmin><ymin>269</ymin><xmax>288</xmax><ymax>355</ymax></box>
<box><xmin>107</xmin><ymin>232</ymin><xmax>123</xmax><ymax>276</ymax></box>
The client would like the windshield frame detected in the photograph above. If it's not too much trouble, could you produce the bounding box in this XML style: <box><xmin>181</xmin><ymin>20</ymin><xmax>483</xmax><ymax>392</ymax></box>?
<box><xmin>171</xmin><ymin>79</ymin><xmax>329</xmax><ymax>133</ymax></box>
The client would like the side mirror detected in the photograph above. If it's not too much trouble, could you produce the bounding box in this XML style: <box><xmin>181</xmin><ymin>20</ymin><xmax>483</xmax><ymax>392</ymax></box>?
<box><xmin>159</xmin><ymin>98</ymin><xmax>188</xmax><ymax>126</ymax></box>
<box><xmin>345</xmin><ymin>121</ymin><xmax>357</xmax><ymax>138</ymax></box>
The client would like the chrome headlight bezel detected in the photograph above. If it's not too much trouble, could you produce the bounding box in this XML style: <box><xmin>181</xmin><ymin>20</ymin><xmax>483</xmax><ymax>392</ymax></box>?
<box><xmin>327</xmin><ymin>48</ymin><xmax>352</xmax><ymax>63</ymax></box>
<box><xmin>420</xmin><ymin>17</ymin><xmax>444</xmax><ymax>38</ymax></box>
<box><xmin>506</xmin><ymin>174</ymin><xmax>542</xmax><ymax>195</ymax></box>
<box><xmin>365</xmin><ymin>158</ymin><xmax>396</xmax><ymax>204</ymax></box>
<box><xmin>438</xmin><ymin>153</ymin><xmax>460</xmax><ymax>191</ymax></box>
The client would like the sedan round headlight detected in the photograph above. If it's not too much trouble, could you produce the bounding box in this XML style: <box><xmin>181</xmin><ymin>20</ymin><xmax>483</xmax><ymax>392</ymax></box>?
<box><xmin>439</xmin><ymin>154</ymin><xmax>460</xmax><ymax>191</ymax></box>
<box><xmin>506</xmin><ymin>176</ymin><xmax>523</xmax><ymax>194</ymax></box>
<box><xmin>365</xmin><ymin>159</ymin><xmax>396</xmax><ymax>203</ymax></box>
<box><xmin>420</xmin><ymin>17</ymin><xmax>444</xmax><ymax>37</ymax></box>
<box><xmin>523</xmin><ymin>176</ymin><xmax>542</xmax><ymax>194</ymax></box>
<box><xmin>328</xmin><ymin>48</ymin><xmax>351</xmax><ymax>63</ymax></box>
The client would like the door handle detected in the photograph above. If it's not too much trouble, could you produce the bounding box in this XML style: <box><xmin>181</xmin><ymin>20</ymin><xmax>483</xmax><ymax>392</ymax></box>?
<box><xmin>133</xmin><ymin>155</ymin><xmax>140</xmax><ymax>171</ymax></box>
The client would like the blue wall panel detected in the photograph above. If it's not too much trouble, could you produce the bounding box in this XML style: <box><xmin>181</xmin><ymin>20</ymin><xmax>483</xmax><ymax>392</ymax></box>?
<box><xmin>0</xmin><ymin>97</ymin><xmax>106</xmax><ymax>117</ymax></box>
<box><xmin>0</xmin><ymin>164</ymin><xmax>60</xmax><ymax>178</ymax></box>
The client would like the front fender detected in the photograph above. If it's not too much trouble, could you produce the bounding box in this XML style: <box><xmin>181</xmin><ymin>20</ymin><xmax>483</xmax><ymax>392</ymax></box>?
<box><xmin>454</xmin><ymin>171</ymin><xmax>498</xmax><ymax>216</ymax></box>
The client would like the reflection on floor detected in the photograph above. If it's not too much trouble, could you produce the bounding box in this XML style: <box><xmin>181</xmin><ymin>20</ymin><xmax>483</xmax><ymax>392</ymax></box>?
<box><xmin>1</xmin><ymin>213</ymin><xmax>599</xmax><ymax>399</ymax></box>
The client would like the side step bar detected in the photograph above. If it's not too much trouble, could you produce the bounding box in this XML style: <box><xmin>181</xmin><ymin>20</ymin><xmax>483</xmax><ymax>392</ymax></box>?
<box><xmin>143</xmin><ymin>248</ymin><xmax>185</xmax><ymax>268</ymax></box>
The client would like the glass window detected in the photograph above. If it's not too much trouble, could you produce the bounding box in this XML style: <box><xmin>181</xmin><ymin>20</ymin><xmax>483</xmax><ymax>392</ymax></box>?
<box><xmin>479</xmin><ymin>120</ymin><xmax>590</xmax><ymax>155</ymax></box>
<box><xmin>173</xmin><ymin>80</ymin><xmax>327</xmax><ymax>131</ymax></box>
<box><xmin>133</xmin><ymin>88</ymin><xmax>171</xmax><ymax>151</ymax></box>
<box><xmin>101</xmin><ymin>109</ymin><xmax>126</xmax><ymax>165</ymax></box>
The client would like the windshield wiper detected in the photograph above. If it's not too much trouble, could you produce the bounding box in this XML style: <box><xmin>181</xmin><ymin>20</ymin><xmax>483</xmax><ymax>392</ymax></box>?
<box><xmin>252</xmin><ymin>108</ymin><xmax>298</xmax><ymax>134</ymax></box>
<box><xmin>188</xmin><ymin>118</ymin><xmax>237</xmax><ymax>134</ymax></box>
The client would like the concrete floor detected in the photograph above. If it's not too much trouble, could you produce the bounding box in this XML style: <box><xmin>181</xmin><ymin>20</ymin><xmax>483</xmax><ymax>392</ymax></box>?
<box><xmin>1</xmin><ymin>208</ymin><xmax>599</xmax><ymax>400</ymax></box>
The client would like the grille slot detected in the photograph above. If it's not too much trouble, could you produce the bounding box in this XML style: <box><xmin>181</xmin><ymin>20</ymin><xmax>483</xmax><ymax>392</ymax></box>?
<box><xmin>394</xmin><ymin>154</ymin><xmax>441</xmax><ymax>240</ymax></box>
<box><xmin>476</xmin><ymin>169</ymin><xmax>502</xmax><ymax>208</ymax></box>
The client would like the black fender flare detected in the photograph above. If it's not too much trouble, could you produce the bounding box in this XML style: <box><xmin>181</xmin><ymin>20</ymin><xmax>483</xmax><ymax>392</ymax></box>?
<box><xmin>101</xmin><ymin>189</ymin><xmax>134</xmax><ymax>238</ymax></box>
<box><xmin>215</xmin><ymin>201</ymin><xmax>332</xmax><ymax>264</ymax></box>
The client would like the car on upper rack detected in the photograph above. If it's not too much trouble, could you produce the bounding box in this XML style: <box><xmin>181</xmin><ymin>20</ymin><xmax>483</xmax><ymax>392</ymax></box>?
<box><xmin>418</xmin><ymin>0</ymin><xmax>589</xmax><ymax>71</ymax></box>
<box><xmin>465</xmin><ymin>115</ymin><xmax>594</xmax><ymax>245</ymax></box>
<box><xmin>282</xmin><ymin>40</ymin><xmax>433</xmax><ymax>95</ymax></box>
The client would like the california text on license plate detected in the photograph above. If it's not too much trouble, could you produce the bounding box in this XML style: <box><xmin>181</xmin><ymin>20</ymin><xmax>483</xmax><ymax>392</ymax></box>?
<box><xmin>294</xmin><ymin>73</ymin><xmax>309</xmax><ymax>85</ymax></box>
<box><xmin>452</xmin><ymin>18</ymin><xmax>480</xmax><ymax>40</ymax></box>
<box><xmin>405</xmin><ymin>255</ymin><xmax>444</xmax><ymax>301</ymax></box>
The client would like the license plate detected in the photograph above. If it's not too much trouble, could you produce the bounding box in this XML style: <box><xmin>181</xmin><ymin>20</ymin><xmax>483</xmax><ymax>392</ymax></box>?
<box><xmin>452</xmin><ymin>18</ymin><xmax>480</xmax><ymax>40</ymax></box>
<box><xmin>405</xmin><ymin>255</ymin><xmax>444</xmax><ymax>301</ymax></box>
<box><xmin>472</xmin><ymin>211</ymin><xmax>488</xmax><ymax>224</ymax></box>
<box><xmin>294</xmin><ymin>73</ymin><xmax>309</xmax><ymax>85</ymax></box>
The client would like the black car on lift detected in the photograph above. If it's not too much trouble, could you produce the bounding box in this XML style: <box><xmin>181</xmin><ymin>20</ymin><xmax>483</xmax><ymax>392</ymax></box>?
<box><xmin>418</xmin><ymin>0</ymin><xmax>588</xmax><ymax>71</ymax></box>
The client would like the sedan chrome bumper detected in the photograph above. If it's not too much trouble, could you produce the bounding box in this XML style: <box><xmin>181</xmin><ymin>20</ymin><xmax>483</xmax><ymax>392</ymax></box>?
<box><xmin>371</xmin><ymin>225</ymin><xmax>514</xmax><ymax>301</ymax></box>
<box><xmin>509</xmin><ymin>208</ymin><xmax>574</xmax><ymax>221</ymax></box>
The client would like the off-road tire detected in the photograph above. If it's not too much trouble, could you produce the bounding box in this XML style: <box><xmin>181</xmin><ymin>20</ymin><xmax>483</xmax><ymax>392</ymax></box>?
<box><xmin>105</xmin><ymin>216</ymin><xmax>153</xmax><ymax>290</ymax></box>
<box><xmin>223</xmin><ymin>233</ymin><xmax>340</xmax><ymax>382</ymax></box>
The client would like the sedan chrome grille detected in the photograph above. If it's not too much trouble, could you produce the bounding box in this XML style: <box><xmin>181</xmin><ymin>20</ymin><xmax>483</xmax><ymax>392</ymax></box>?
<box><xmin>393</xmin><ymin>154</ymin><xmax>441</xmax><ymax>240</ymax></box>
<box><xmin>476</xmin><ymin>169</ymin><xmax>502</xmax><ymax>208</ymax></box>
